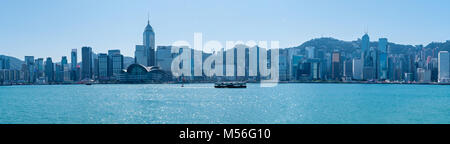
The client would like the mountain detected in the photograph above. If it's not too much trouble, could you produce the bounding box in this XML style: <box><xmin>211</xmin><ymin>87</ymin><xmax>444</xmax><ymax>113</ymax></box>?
<box><xmin>290</xmin><ymin>37</ymin><xmax>359</xmax><ymax>54</ymax></box>
<box><xmin>287</xmin><ymin>37</ymin><xmax>422</xmax><ymax>55</ymax></box>
<box><xmin>0</xmin><ymin>55</ymin><xmax>23</xmax><ymax>70</ymax></box>
<box><xmin>425</xmin><ymin>40</ymin><xmax>450</xmax><ymax>52</ymax></box>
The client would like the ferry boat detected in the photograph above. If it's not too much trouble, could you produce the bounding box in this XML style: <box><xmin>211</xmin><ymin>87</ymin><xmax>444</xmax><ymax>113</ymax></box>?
<box><xmin>214</xmin><ymin>82</ymin><xmax>247</xmax><ymax>88</ymax></box>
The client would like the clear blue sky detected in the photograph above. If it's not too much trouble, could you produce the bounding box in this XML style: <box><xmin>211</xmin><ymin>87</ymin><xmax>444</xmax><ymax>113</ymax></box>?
<box><xmin>1</xmin><ymin>0</ymin><xmax>449</xmax><ymax>61</ymax></box>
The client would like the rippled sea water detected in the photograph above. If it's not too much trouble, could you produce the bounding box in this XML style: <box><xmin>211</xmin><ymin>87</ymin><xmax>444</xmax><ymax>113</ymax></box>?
<box><xmin>0</xmin><ymin>83</ymin><xmax>449</xmax><ymax>124</ymax></box>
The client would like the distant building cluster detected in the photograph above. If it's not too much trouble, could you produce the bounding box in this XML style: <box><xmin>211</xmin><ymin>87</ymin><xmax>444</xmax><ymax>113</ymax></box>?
<box><xmin>1</xmin><ymin>20</ymin><xmax>450</xmax><ymax>85</ymax></box>
<box><xmin>280</xmin><ymin>34</ymin><xmax>450</xmax><ymax>84</ymax></box>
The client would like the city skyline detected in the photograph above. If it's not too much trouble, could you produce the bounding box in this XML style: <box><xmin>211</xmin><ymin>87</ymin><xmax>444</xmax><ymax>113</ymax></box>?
<box><xmin>1</xmin><ymin>0</ymin><xmax>450</xmax><ymax>61</ymax></box>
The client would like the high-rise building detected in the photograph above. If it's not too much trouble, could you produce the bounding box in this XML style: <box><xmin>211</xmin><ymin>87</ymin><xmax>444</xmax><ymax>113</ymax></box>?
<box><xmin>61</xmin><ymin>56</ymin><xmax>68</xmax><ymax>67</ymax></box>
<box><xmin>378</xmin><ymin>38</ymin><xmax>388</xmax><ymax>80</ymax></box>
<box><xmin>98</xmin><ymin>53</ymin><xmax>110</xmax><ymax>80</ymax></box>
<box><xmin>143</xmin><ymin>19</ymin><xmax>156</xmax><ymax>66</ymax></box>
<box><xmin>438</xmin><ymin>51</ymin><xmax>449</xmax><ymax>83</ymax></box>
<box><xmin>71</xmin><ymin>49</ymin><xmax>78</xmax><ymax>81</ymax></box>
<box><xmin>343</xmin><ymin>59</ymin><xmax>353</xmax><ymax>80</ymax></box>
<box><xmin>361</xmin><ymin>33</ymin><xmax>376</xmax><ymax>80</ymax></box>
<box><xmin>352</xmin><ymin>59</ymin><xmax>363</xmax><ymax>80</ymax></box>
<box><xmin>156</xmin><ymin>46</ymin><xmax>175</xmax><ymax>72</ymax></box>
<box><xmin>45</xmin><ymin>57</ymin><xmax>54</xmax><ymax>83</ymax></box>
<box><xmin>55</xmin><ymin>64</ymin><xmax>63</xmax><ymax>82</ymax></box>
<box><xmin>361</xmin><ymin>34</ymin><xmax>370</xmax><ymax>53</ymax></box>
<box><xmin>135</xmin><ymin>45</ymin><xmax>147</xmax><ymax>66</ymax></box>
<box><xmin>24</xmin><ymin>56</ymin><xmax>35</xmax><ymax>83</ymax></box>
<box><xmin>135</xmin><ymin>18</ymin><xmax>156</xmax><ymax>67</ymax></box>
<box><xmin>93</xmin><ymin>57</ymin><xmax>99</xmax><ymax>80</ymax></box>
<box><xmin>60</xmin><ymin>56</ymin><xmax>69</xmax><ymax>82</ymax></box>
<box><xmin>81</xmin><ymin>47</ymin><xmax>93</xmax><ymax>80</ymax></box>
<box><xmin>35</xmin><ymin>58</ymin><xmax>44</xmax><ymax>77</ymax></box>
<box><xmin>417</xmin><ymin>68</ymin><xmax>431</xmax><ymax>83</ymax></box>
<box><xmin>108</xmin><ymin>50</ymin><xmax>124</xmax><ymax>78</ymax></box>
<box><xmin>71</xmin><ymin>49</ymin><xmax>77</xmax><ymax>70</ymax></box>
<box><xmin>331</xmin><ymin>52</ymin><xmax>341</xmax><ymax>80</ymax></box>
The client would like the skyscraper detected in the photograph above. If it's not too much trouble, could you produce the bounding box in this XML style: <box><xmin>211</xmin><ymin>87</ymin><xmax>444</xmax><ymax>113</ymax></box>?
<box><xmin>143</xmin><ymin>19</ymin><xmax>156</xmax><ymax>66</ymax></box>
<box><xmin>135</xmin><ymin>45</ymin><xmax>147</xmax><ymax>66</ymax></box>
<box><xmin>331</xmin><ymin>52</ymin><xmax>341</xmax><ymax>80</ymax></box>
<box><xmin>24</xmin><ymin>56</ymin><xmax>35</xmax><ymax>83</ymax></box>
<box><xmin>438</xmin><ymin>51</ymin><xmax>449</xmax><ymax>83</ymax></box>
<box><xmin>361</xmin><ymin>34</ymin><xmax>370</xmax><ymax>53</ymax></box>
<box><xmin>71</xmin><ymin>49</ymin><xmax>77</xmax><ymax>70</ymax></box>
<box><xmin>82</xmin><ymin>47</ymin><xmax>93</xmax><ymax>80</ymax></box>
<box><xmin>71</xmin><ymin>49</ymin><xmax>78</xmax><ymax>81</ymax></box>
<box><xmin>61</xmin><ymin>56</ymin><xmax>68</xmax><ymax>67</ymax></box>
<box><xmin>352</xmin><ymin>59</ymin><xmax>363</xmax><ymax>80</ymax></box>
<box><xmin>61</xmin><ymin>56</ymin><xmax>69</xmax><ymax>82</ymax></box>
<box><xmin>361</xmin><ymin>33</ymin><xmax>376</xmax><ymax>80</ymax></box>
<box><xmin>35</xmin><ymin>58</ymin><xmax>44</xmax><ymax>77</ymax></box>
<box><xmin>45</xmin><ymin>57</ymin><xmax>54</xmax><ymax>83</ymax></box>
<box><xmin>378</xmin><ymin>38</ymin><xmax>388</xmax><ymax>80</ymax></box>
<box><xmin>156</xmin><ymin>46</ymin><xmax>175</xmax><ymax>72</ymax></box>
<box><xmin>109</xmin><ymin>50</ymin><xmax>124</xmax><ymax>78</ymax></box>
<box><xmin>98</xmin><ymin>53</ymin><xmax>109</xmax><ymax>80</ymax></box>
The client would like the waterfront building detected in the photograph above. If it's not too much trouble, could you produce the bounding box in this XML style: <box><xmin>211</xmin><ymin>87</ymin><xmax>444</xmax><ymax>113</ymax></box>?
<box><xmin>93</xmin><ymin>56</ymin><xmax>99</xmax><ymax>80</ymax></box>
<box><xmin>135</xmin><ymin>45</ymin><xmax>147</xmax><ymax>66</ymax></box>
<box><xmin>45</xmin><ymin>57</ymin><xmax>54</xmax><ymax>83</ymax></box>
<box><xmin>134</xmin><ymin>19</ymin><xmax>156</xmax><ymax>67</ymax></box>
<box><xmin>55</xmin><ymin>64</ymin><xmax>63</xmax><ymax>82</ymax></box>
<box><xmin>417</xmin><ymin>68</ymin><xmax>431</xmax><ymax>83</ymax></box>
<box><xmin>331</xmin><ymin>52</ymin><xmax>341</xmax><ymax>80</ymax></box>
<box><xmin>352</xmin><ymin>59</ymin><xmax>363</xmax><ymax>80</ymax></box>
<box><xmin>297</xmin><ymin>58</ymin><xmax>321</xmax><ymax>81</ymax></box>
<box><xmin>63</xmin><ymin>64</ymin><xmax>70</xmax><ymax>82</ymax></box>
<box><xmin>24</xmin><ymin>56</ymin><xmax>35</xmax><ymax>83</ymax></box>
<box><xmin>71</xmin><ymin>49</ymin><xmax>77</xmax><ymax>70</ymax></box>
<box><xmin>118</xmin><ymin>64</ymin><xmax>169</xmax><ymax>83</ymax></box>
<box><xmin>81</xmin><ymin>46</ymin><xmax>93</xmax><ymax>80</ymax></box>
<box><xmin>361</xmin><ymin>33</ymin><xmax>370</xmax><ymax>53</ymax></box>
<box><xmin>290</xmin><ymin>55</ymin><xmax>304</xmax><ymax>80</ymax></box>
<box><xmin>70</xmin><ymin>49</ymin><xmax>78</xmax><ymax>81</ymax></box>
<box><xmin>278</xmin><ymin>49</ymin><xmax>289</xmax><ymax>81</ymax></box>
<box><xmin>361</xmin><ymin>33</ymin><xmax>377</xmax><ymax>80</ymax></box>
<box><xmin>98</xmin><ymin>53</ymin><xmax>110</xmax><ymax>80</ymax></box>
<box><xmin>438</xmin><ymin>51</ymin><xmax>450</xmax><ymax>83</ymax></box>
<box><xmin>61</xmin><ymin>56</ymin><xmax>68</xmax><ymax>68</ymax></box>
<box><xmin>343</xmin><ymin>59</ymin><xmax>353</xmax><ymax>81</ymax></box>
<box><xmin>404</xmin><ymin>73</ymin><xmax>414</xmax><ymax>83</ymax></box>
<box><xmin>143</xmin><ymin>19</ymin><xmax>156</xmax><ymax>67</ymax></box>
<box><xmin>378</xmin><ymin>38</ymin><xmax>388</xmax><ymax>80</ymax></box>
<box><xmin>156</xmin><ymin>46</ymin><xmax>177</xmax><ymax>73</ymax></box>
<box><xmin>109</xmin><ymin>50</ymin><xmax>124</xmax><ymax>79</ymax></box>
<box><xmin>35</xmin><ymin>58</ymin><xmax>44</xmax><ymax>78</ymax></box>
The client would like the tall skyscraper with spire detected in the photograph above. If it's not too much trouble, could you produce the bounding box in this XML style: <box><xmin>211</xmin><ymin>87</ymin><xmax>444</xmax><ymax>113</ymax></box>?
<box><xmin>135</xmin><ymin>17</ymin><xmax>156</xmax><ymax>67</ymax></box>
<box><xmin>361</xmin><ymin>33</ymin><xmax>376</xmax><ymax>80</ymax></box>
<box><xmin>144</xmin><ymin>18</ymin><xmax>156</xmax><ymax>66</ymax></box>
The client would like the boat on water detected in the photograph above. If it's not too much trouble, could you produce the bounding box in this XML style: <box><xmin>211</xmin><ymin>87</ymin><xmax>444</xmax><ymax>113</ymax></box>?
<box><xmin>214</xmin><ymin>82</ymin><xmax>247</xmax><ymax>88</ymax></box>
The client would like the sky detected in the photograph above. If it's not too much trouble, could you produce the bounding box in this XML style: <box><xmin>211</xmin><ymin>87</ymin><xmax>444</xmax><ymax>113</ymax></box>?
<box><xmin>0</xmin><ymin>0</ymin><xmax>450</xmax><ymax>61</ymax></box>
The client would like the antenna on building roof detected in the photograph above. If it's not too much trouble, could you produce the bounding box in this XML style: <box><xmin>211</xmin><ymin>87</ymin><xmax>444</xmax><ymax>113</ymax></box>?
<box><xmin>147</xmin><ymin>12</ymin><xmax>150</xmax><ymax>24</ymax></box>
<box><xmin>364</xmin><ymin>26</ymin><xmax>369</xmax><ymax>34</ymax></box>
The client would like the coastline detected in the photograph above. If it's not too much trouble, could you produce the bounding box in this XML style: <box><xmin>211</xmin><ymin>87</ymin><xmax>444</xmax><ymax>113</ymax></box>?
<box><xmin>1</xmin><ymin>80</ymin><xmax>449</xmax><ymax>86</ymax></box>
